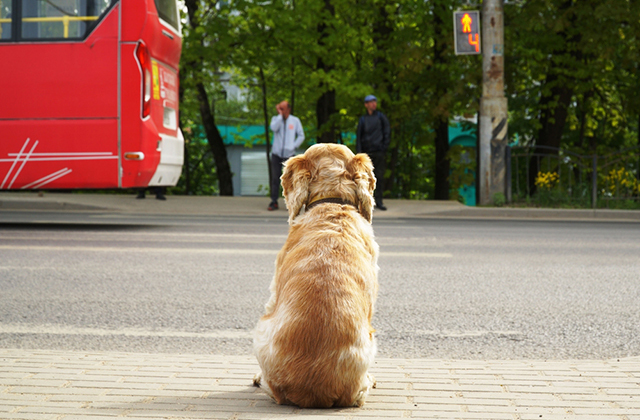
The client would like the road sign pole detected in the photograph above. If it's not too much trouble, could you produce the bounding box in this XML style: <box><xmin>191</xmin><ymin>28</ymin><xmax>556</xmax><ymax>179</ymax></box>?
<box><xmin>479</xmin><ymin>0</ymin><xmax>508</xmax><ymax>205</ymax></box>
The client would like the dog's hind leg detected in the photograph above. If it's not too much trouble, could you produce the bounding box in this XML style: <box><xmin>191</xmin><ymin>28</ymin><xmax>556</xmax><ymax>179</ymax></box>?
<box><xmin>352</xmin><ymin>372</ymin><xmax>376</xmax><ymax>407</ymax></box>
<box><xmin>252</xmin><ymin>372</ymin><xmax>277</xmax><ymax>402</ymax></box>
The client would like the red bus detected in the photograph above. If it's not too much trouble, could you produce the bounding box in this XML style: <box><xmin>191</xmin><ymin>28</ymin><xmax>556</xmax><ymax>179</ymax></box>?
<box><xmin>0</xmin><ymin>0</ymin><xmax>183</xmax><ymax>190</ymax></box>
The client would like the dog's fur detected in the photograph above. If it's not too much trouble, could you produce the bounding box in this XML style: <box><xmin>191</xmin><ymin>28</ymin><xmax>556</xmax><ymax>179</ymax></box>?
<box><xmin>253</xmin><ymin>143</ymin><xmax>379</xmax><ymax>408</ymax></box>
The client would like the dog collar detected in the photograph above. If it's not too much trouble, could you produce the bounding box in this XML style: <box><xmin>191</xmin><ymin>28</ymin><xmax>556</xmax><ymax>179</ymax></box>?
<box><xmin>306</xmin><ymin>197</ymin><xmax>356</xmax><ymax>211</ymax></box>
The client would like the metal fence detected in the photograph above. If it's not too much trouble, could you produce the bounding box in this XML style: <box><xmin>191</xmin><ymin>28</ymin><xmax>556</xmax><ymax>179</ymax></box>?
<box><xmin>507</xmin><ymin>145</ymin><xmax>640</xmax><ymax>209</ymax></box>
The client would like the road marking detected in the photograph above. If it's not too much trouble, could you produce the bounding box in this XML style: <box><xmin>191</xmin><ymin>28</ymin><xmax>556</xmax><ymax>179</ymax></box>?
<box><xmin>0</xmin><ymin>266</ymin><xmax>273</xmax><ymax>276</ymax></box>
<box><xmin>0</xmin><ymin>324</ymin><xmax>521</xmax><ymax>340</ymax></box>
<box><xmin>387</xmin><ymin>252</ymin><xmax>452</xmax><ymax>258</ymax></box>
<box><xmin>0</xmin><ymin>266</ymin><xmax>58</xmax><ymax>271</ymax></box>
<box><xmin>0</xmin><ymin>234</ymin><xmax>283</xmax><ymax>245</ymax></box>
<box><xmin>0</xmin><ymin>231</ymin><xmax>440</xmax><ymax>243</ymax></box>
<box><xmin>0</xmin><ymin>232</ymin><xmax>288</xmax><ymax>239</ymax></box>
<box><xmin>0</xmin><ymin>245</ymin><xmax>452</xmax><ymax>258</ymax></box>
<box><xmin>0</xmin><ymin>324</ymin><xmax>253</xmax><ymax>339</ymax></box>
<box><xmin>415</xmin><ymin>330</ymin><xmax>524</xmax><ymax>338</ymax></box>
<box><xmin>0</xmin><ymin>245</ymin><xmax>279</xmax><ymax>255</ymax></box>
<box><xmin>0</xmin><ymin>235</ymin><xmax>446</xmax><ymax>250</ymax></box>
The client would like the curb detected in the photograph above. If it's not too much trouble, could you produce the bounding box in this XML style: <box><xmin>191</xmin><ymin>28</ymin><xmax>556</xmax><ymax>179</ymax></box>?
<box><xmin>0</xmin><ymin>198</ymin><xmax>106</xmax><ymax>212</ymax></box>
<box><xmin>428</xmin><ymin>207</ymin><xmax>640</xmax><ymax>222</ymax></box>
<box><xmin>1</xmin><ymin>192</ymin><xmax>640</xmax><ymax>222</ymax></box>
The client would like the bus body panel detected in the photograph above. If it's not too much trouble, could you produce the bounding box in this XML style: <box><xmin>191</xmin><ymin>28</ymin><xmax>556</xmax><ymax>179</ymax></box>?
<box><xmin>120</xmin><ymin>1</ymin><xmax>146</xmax><ymax>42</ymax></box>
<box><xmin>141</xmin><ymin>9</ymin><xmax>181</xmax><ymax>68</ymax></box>
<box><xmin>120</xmin><ymin>40</ymin><xmax>162</xmax><ymax>190</ymax></box>
<box><xmin>120</xmin><ymin>41</ymin><xmax>153</xmax><ymax>188</ymax></box>
<box><xmin>0</xmin><ymin>5</ymin><xmax>119</xmax><ymax>190</ymax></box>
<box><xmin>121</xmin><ymin>0</ymin><xmax>181</xmax><ymax>66</ymax></box>
<box><xmin>0</xmin><ymin>10</ymin><xmax>118</xmax><ymax>119</ymax></box>
<box><xmin>120</xmin><ymin>0</ymin><xmax>182</xmax><ymax>189</ymax></box>
<box><xmin>0</xmin><ymin>0</ymin><xmax>183</xmax><ymax>191</ymax></box>
<box><xmin>1</xmin><ymin>120</ymin><xmax>118</xmax><ymax>190</ymax></box>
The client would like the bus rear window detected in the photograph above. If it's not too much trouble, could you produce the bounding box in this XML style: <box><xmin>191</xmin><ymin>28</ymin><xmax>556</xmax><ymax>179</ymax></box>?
<box><xmin>21</xmin><ymin>0</ymin><xmax>113</xmax><ymax>40</ymax></box>
<box><xmin>154</xmin><ymin>0</ymin><xmax>179</xmax><ymax>32</ymax></box>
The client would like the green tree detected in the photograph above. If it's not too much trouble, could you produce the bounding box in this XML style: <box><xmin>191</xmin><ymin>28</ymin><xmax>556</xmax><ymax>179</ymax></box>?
<box><xmin>176</xmin><ymin>0</ymin><xmax>640</xmax><ymax>203</ymax></box>
<box><xmin>505</xmin><ymin>0</ymin><xmax>640</xmax><ymax>190</ymax></box>
<box><xmin>182</xmin><ymin>0</ymin><xmax>234</xmax><ymax>196</ymax></box>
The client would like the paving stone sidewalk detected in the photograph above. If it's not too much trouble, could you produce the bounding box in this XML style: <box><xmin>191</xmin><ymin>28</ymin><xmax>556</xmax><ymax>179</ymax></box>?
<box><xmin>1</xmin><ymin>350</ymin><xmax>640</xmax><ymax>419</ymax></box>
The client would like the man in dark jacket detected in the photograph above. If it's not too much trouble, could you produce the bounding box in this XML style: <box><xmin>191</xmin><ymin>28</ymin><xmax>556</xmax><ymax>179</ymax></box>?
<box><xmin>356</xmin><ymin>95</ymin><xmax>390</xmax><ymax>210</ymax></box>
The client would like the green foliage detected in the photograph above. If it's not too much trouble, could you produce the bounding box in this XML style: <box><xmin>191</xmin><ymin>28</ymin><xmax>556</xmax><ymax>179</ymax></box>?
<box><xmin>448</xmin><ymin>145</ymin><xmax>476</xmax><ymax>202</ymax></box>
<box><xmin>605</xmin><ymin>167</ymin><xmax>640</xmax><ymax>198</ymax></box>
<box><xmin>172</xmin><ymin>137</ymin><xmax>219</xmax><ymax>196</ymax></box>
<box><xmin>505</xmin><ymin>0</ymin><xmax>640</xmax><ymax>151</ymax></box>
<box><xmin>492</xmin><ymin>193</ymin><xmax>506</xmax><ymax>207</ymax></box>
<box><xmin>176</xmin><ymin>0</ymin><xmax>640</xmax><ymax>202</ymax></box>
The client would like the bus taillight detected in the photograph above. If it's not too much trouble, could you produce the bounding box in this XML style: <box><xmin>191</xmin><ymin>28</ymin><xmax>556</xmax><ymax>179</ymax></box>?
<box><xmin>135</xmin><ymin>42</ymin><xmax>152</xmax><ymax>118</ymax></box>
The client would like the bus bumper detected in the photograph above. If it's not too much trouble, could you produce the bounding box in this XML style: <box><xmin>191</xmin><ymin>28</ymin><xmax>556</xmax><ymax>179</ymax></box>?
<box><xmin>148</xmin><ymin>129</ymin><xmax>184</xmax><ymax>187</ymax></box>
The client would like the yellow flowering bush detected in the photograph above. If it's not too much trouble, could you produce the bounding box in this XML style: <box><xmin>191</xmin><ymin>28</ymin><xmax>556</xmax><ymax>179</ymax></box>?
<box><xmin>606</xmin><ymin>168</ymin><xmax>640</xmax><ymax>197</ymax></box>
<box><xmin>534</xmin><ymin>171</ymin><xmax>559</xmax><ymax>191</ymax></box>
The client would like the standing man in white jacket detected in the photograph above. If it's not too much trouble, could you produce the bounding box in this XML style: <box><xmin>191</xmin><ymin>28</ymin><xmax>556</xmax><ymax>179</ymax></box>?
<box><xmin>268</xmin><ymin>100</ymin><xmax>305</xmax><ymax>211</ymax></box>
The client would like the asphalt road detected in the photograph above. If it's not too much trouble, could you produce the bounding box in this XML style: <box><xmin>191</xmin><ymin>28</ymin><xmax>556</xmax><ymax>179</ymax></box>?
<box><xmin>1</xmin><ymin>210</ymin><xmax>639</xmax><ymax>359</ymax></box>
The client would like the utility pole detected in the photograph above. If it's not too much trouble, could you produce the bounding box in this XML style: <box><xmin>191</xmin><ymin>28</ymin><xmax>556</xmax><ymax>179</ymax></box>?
<box><xmin>478</xmin><ymin>0</ymin><xmax>508</xmax><ymax>205</ymax></box>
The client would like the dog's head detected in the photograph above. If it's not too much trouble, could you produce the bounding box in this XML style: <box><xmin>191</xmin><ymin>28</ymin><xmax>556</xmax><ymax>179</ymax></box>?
<box><xmin>280</xmin><ymin>144</ymin><xmax>376</xmax><ymax>224</ymax></box>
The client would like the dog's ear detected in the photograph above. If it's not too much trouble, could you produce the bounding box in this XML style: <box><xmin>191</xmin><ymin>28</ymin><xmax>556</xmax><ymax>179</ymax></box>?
<box><xmin>281</xmin><ymin>154</ymin><xmax>312</xmax><ymax>224</ymax></box>
<box><xmin>348</xmin><ymin>153</ymin><xmax>376</xmax><ymax>223</ymax></box>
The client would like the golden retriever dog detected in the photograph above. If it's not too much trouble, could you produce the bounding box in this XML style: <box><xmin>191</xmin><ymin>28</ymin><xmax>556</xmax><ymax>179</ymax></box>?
<box><xmin>253</xmin><ymin>143</ymin><xmax>379</xmax><ymax>408</ymax></box>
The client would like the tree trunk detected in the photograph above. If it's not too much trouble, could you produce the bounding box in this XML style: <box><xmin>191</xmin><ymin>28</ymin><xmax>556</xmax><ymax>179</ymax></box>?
<box><xmin>527</xmin><ymin>0</ymin><xmax>577</xmax><ymax>193</ymax></box>
<box><xmin>259</xmin><ymin>67</ymin><xmax>272</xmax><ymax>186</ymax></box>
<box><xmin>576</xmin><ymin>90</ymin><xmax>593</xmax><ymax>150</ymax></box>
<box><xmin>537</xmin><ymin>82</ymin><xmax>573</xmax><ymax>151</ymax></box>
<box><xmin>196</xmin><ymin>83</ymin><xmax>233</xmax><ymax>196</ymax></box>
<box><xmin>372</xmin><ymin>3</ymin><xmax>393</xmax><ymax>86</ymax></box>
<box><xmin>432</xmin><ymin>7</ymin><xmax>449</xmax><ymax>200</ymax></box>
<box><xmin>387</xmin><ymin>139</ymin><xmax>399</xmax><ymax>196</ymax></box>
<box><xmin>527</xmin><ymin>76</ymin><xmax>573</xmax><ymax>193</ymax></box>
<box><xmin>370</xmin><ymin>3</ymin><xmax>395</xmax><ymax>196</ymax></box>
<box><xmin>178</xmin><ymin>70</ymin><xmax>190</xmax><ymax>195</ymax></box>
<box><xmin>185</xmin><ymin>0</ymin><xmax>233</xmax><ymax>196</ymax></box>
<box><xmin>315</xmin><ymin>84</ymin><xmax>336</xmax><ymax>143</ymax></box>
<box><xmin>434</xmin><ymin>117</ymin><xmax>450</xmax><ymax>200</ymax></box>
<box><xmin>387</xmin><ymin>125</ymin><xmax>400</xmax><ymax>196</ymax></box>
<box><xmin>290</xmin><ymin>57</ymin><xmax>295</xmax><ymax>116</ymax></box>
<box><xmin>183</xmin><ymin>139</ymin><xmax>190</xmax><ymax>194</ymax></box>
<box><xmin>637</xmin><ymin>113</ymin><xmax>640</xmax><ymax>182</ymax></box>
<box><xmin>315</xmin><ymin>0</ymin><xmax>337</xmax><ymax>144</ymax></box>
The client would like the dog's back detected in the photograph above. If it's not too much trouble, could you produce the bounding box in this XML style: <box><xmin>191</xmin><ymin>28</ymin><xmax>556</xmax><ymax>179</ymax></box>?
<box><xmin>253</xmin><ymin>144</ymin><xmax>379</xmax><ymax>408</ymax></box>
<box><xmin>256</xmin><ymin>207</ymin><xmax>377</xmax><ymax>407</ymax></box>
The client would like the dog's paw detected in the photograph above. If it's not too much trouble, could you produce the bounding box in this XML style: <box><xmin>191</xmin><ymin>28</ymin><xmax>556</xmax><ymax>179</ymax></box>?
<box><xmin>253</xmin><ymin>372</ymin><xmax>277</xmax><ymax>402</ymax></box>
<box><xmin>252</xmin><ymin>372</ymin><xmax>262</xmax><ymax>388</ymax></box>
<box><xmin>368</xmin><ymin>373</ymin><xmax>377</xmax><ymax>389</ymax></box>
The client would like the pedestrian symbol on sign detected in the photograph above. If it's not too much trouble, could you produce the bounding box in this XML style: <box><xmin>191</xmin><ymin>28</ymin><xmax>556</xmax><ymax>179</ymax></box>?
<box><xmin>461</xmin><ymin>13</ymin><xmax>472</xmax><ymax>33</ymax></box>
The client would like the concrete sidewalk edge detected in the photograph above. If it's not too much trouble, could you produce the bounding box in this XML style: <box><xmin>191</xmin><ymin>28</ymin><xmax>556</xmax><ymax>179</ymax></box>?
<box><xmin>1</xmin><ymin>192</ymin><xmax>640</xmax><ymax>222</ymax></box>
